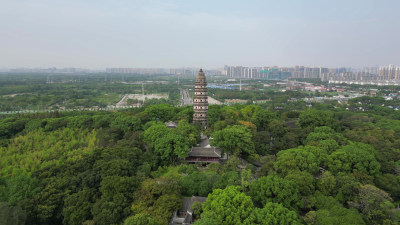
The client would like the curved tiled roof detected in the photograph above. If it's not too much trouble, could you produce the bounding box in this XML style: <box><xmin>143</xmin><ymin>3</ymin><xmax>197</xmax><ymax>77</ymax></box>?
<box><xmin>188</xmin><ymin>146</ymin><xmax>221</xmax><ymax>158</ymax></box>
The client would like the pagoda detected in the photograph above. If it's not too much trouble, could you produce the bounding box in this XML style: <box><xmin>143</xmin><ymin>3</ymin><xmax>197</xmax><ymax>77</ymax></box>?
<box><xmin>193</xmin><ymin>69</ymin><xmax>208</xmax><ymax>128</ymax></box>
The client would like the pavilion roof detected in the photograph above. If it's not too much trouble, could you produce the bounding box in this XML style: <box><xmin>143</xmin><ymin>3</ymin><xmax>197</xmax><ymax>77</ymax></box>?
<box><xmin>164</xmin><ymin>121</ymin><xmax>177</xmax><ymax>128</ymax></box>
<box><xmin>188</xmin><ymin>146</ymin><xmax>221</xmax><ymax>158</ymax></box>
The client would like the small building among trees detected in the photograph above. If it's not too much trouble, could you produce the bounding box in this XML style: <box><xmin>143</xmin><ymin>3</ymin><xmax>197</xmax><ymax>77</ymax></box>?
<box><xmin>165</xmin><ymin>121</ymin><xmax>178</xmax><ymax>129</ymax></box>
<box><xmin>185</xmin><ymin>134</ymin><xmax>226</xmax><ymax>163</ymax></box>
<box><xmin>170</xmin><ymin>196</ymin><xmax>206</xmax><ymax>225</ymax></box>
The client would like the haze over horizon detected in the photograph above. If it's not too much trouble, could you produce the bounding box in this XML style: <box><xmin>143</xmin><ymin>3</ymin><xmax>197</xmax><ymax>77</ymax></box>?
<box><xmin>1</xmin><ymin>0</ymin><xmax>399</xmax><ymax>69</ymax></box>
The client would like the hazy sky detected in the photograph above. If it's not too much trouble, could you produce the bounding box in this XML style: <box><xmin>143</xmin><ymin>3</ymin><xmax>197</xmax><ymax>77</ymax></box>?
<box><xmin>1</xmin><ymin>0</ymin><xmax>399</xmax><ymax>69</ymax></box>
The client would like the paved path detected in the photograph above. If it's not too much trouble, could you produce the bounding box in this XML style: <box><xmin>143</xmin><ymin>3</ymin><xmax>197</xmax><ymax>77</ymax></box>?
<box><xmin>116</xmin><ymin>95</ymin><xmax>128</xmax><ymax>107</ymax></box>
<box><xmin>180</xmin><ymin>88</ymin><xmax>193</xmax><ymax>106</ymax></box>
<box><xmin>208</xmin><ymin>96</ymin><xmax>222</xmax><ymax>105</ymax></box>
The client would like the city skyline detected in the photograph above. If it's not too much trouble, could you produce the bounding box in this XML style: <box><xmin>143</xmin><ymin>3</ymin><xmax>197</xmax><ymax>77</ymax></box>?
<box><xmin>2</xmin><ymin>64</ymin><xmax>398</xmax><ymax>72</ymax></box>
<box><xmin>1</xmin><ymin>0</ymin><xmax>400</xmax><ymax>69</ymax></box>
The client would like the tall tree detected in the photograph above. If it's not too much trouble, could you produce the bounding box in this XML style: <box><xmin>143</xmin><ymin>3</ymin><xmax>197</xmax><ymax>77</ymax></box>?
<box><xmin>249</xmin><ymin>175</ymin><xmax>301</xmax><ymax>210</ymax></box>
<box><xmin>274</xmin><ymin>146</ymin><xmax>329</xmax><ymax>175</ymax></box>
<box><xmin>349</xmin><ymin>184</ymin><xmax>394</xmax><ymax>223</ymax></box>
<box><xmin>154</xmin><ymin>132</ymin><xmax>190</xmax><ymax>163</ymax></box>
<box><xmin>124</xmin><ymin>213</ymin><xmax>159</xmax><ymax>225</ymax></box>
<box><xmin>298</xmin><ymin>109</ymin><xmax>337</xmax><ymax>130</ymax></box>
<box><xmin>244</xmin><ymin>202</ymin><xmax>301</xmax><ymax>225</ymax></box>
<box><xmin>211</xmin><ymin>125</ymin><xmax>255</xmax><ymax>156</ymax></box>
<box><xmin>329</xmin><ymin>142</ymin><xmax>380</xmax><ymax>176</ymax></box>
<box><xmin>196</xmin><ymin>186</ymin><xmax>254</xmax><ymax>225</ymax></box>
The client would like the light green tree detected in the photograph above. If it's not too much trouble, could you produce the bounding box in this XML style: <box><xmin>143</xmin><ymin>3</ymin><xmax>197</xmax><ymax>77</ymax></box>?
<box><xmin>240</xmin><ymin>169</ymin><xmax>253</xmax><ymax>192</ymax></box>
<box><xmin>240</xmin><ymin>105</ymin><xmax>261</xmax><ymax>120</ymax></box>
<box><xmin>196</xmin><ymin>186</ymin><xmax>254</xmax><ymax>225</ymax></box>
<box><xmin>274</xmin><ymin>146</ymin><xmax>329</xmax><ymax>175</ymax></box>
<box><xmin>211</xmin><ymin>125</ymin><xmax>255</xmax><ymax>156</ymax></box>
<box><xmin>285</xmin><ymin>171</ymin><xmax>315</xmax><ymax>196</ymax></box>
<box><xmin>154</xmin><ymin>132</ymin><xmax>190</xmax><ymax>163</ymax></box>
<box><xmin>124</xmin><ymin>213</ymin><xmax>159</xmax><ymax>225</ymax></box>
<box><xmin>317</xmin><ymin>171</ymin><xmax>336</xmax><ymax>195</ymax></box>
<box><xmin>244</xmin><ymin>202</ymin><xmax>301</xmax><ymax>225</ymax></box>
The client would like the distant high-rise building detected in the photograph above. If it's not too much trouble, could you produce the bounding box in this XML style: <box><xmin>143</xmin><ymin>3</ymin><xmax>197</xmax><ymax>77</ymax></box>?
<box><xmin>106</xmin><ymin>68</ymin><xmax>168</xmax><ymax>74</ymax></box>
<box><xmin>193</xmin><ymin>69</ymin><xmax>208</xmax><ymax>128</ymax></box>
<box><xmin>378</xmin><ymin>65</ymin><xmax>398</xmax><ymax>80</ymax></box>
<box><xmin>396</xmin><ymin>67</ymin><xmax>400</xmax><ymax>80</ymax></box>
<box><xmin>362</xmin><ymin>67</ymin><xmax>379</xmax><ymax>75</ymax></box>
<box><xmin>225</xmin><ymin>66</ymin><xmax>261</xmax><ymax>78</ymax></box>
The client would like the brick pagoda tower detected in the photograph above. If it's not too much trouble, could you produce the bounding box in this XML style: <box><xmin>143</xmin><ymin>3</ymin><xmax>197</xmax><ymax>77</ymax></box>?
<box><xmin>193</xmin><ymin>69</ymin><xmax>208</xmax><ymax>128</ymax></box>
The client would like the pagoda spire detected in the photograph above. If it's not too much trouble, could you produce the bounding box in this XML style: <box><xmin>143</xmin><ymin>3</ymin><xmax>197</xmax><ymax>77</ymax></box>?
<box><xmin>193</xmin><ymin>69</ymin><xmax>208</xmax><ymax>128</ymax></box>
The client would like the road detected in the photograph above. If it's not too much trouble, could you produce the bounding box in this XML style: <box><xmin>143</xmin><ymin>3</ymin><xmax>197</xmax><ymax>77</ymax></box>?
<box><xmin>180</xmin><ymin>88</ymin><xmax>193</xmax><ymax>106</ymax></box>
<box><xmin>116</xmin><ymin>95</ymin><xmax>129</xmax><ymax>107</ymax></box>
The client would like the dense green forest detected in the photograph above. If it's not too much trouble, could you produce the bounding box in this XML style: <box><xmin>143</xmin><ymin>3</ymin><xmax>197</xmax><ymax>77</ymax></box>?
<box><xmin>1</xmin><ymin>98</ymin><xmax>400</xmax><ymax>225</ymax></box>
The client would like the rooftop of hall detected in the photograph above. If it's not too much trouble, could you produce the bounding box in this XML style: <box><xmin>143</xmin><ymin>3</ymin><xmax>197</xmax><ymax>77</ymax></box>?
<box><xmin>188</xmin><ymin>147</ymin><xmax>221</xmax><ymax>158</ymax></box>
<box><xmin>164</xmin><ymin>121</ymin><xmax>178</xmax><ymax>128</ymax></box>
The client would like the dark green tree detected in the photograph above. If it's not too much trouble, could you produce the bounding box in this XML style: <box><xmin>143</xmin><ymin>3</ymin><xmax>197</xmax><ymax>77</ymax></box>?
<box><xmin>249</xmin><ymin>175</ymin><xmax>301</xmax><ymax>210</ymax></box>
<box><xmin>298</xmin><ymin>109</ymin><xmax>337</xmax><ymax>129</ymax></box>
<box><xmin>0</xmin><ymin>202</ymin><xmax>27</xmax><ymax>225</ymax></box>
<box><xmin>329</xmin><ymin>143</ymin><xmax>380</xmax><ymax>176</ymax></box>
<box><xmin>62</xmin><ymin>188</ymin><xmax>98</xmax><ymax>225</ymax></box>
